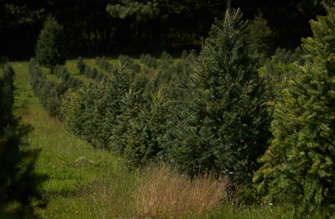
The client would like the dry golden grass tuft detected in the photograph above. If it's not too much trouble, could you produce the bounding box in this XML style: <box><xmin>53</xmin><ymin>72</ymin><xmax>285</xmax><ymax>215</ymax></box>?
<box><xmin>133</xmin><ymin>163</ymin><xmax>233</xmax><ymax>218</ymax></box>
<box><xmin>76</xmin><ymin>162</ymin><xmax>234</xmax><ymax>218</ymax></box>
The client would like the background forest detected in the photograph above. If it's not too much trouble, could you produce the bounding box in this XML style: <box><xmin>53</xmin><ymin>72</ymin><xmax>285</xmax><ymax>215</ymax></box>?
<box><xmin>2</xmin><ymin>0</ymin><xmax>335</xmax><ymax>219</ymax></box>
<box><xmin>0</xmin><ymin>0</ymin><xmax>326</xmax><ymax>60</ymax></box>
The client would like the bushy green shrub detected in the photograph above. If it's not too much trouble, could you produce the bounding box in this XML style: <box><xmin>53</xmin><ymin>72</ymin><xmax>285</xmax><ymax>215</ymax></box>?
<box><xmin>254</xmin><ymin>1</ymin><xmax>335</xmax><ymax>218</ymax></box>
<box><xmin>158</xmin><ymin>7</ymin><xmax>270</xmax><ymax>185</ymax></box>
<box><xmin>0</xmin><ymin>70</ymin><xmax>48</xmax><ymax>219</ymax></box>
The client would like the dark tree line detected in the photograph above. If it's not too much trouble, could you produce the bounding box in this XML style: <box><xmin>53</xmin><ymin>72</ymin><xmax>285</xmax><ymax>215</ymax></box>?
<box><xmin>0</xmin><ymin>0</ymin><xmax>325</xmax><ymax>60</ymax></box>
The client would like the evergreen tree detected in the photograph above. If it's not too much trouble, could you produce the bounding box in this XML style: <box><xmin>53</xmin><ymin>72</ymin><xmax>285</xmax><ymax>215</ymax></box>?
<box><xmin>2</xmin><ymin>65</ymin><xmax>15</xmax><ymax>107</ymax></box>
<box><xmin>254</xmin><ymin>1</ymin><xmax>335</xmax><ymax>218</ymax></box>
<box><xmin>76</xmin><ymin>56</ymin><xmax>86</xmax><ymax>75</ymax></box>
<box><xmin>159</xmin><ymin>6</ymin><xmax>271</xmax><ymax>184</ymax></box>
<box><xmin>0</xmin><ymin>70</ymin><xmax>48</xmax><ymax>218</ymax></box>
<box><xmin>248</xmin><ymin>12</ymin><xmax>274</xmax><ymax>65</ymax></box>
<box><xmin>118</xmin><ymin>92</ymin><xmax>169</xmax><ymax>169</ymax></box>
<box><xmin>35</xmin><ymin>16</ymin><xmax>66</xmax><ymax>74</ymax></box>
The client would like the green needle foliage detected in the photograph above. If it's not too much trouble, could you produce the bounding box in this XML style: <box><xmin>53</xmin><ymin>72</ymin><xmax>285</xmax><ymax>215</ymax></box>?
<box><xmin>254</xmin><ymin>1</ymin><xmax>335</xmax><ymax>218</ymax></box>
<box><xmin>35</xmin><ymin>16</ymin><xmax>66</xmax><ymax>74</ymax></box>
<box><xmin>159</xmin><ymin>6</ymin><xmax>271</xmax><ymax>184</ymax></box>
<box><xmin>0</xmin><ymin>66</ymin><xmax>48</xmax><ymax>219</ymax></box>
<box><xmin>121</xmin><ymin>92</ymin><xmax>170</xmax><ymax>169</ymax></box>
<box><xmin>62</xmin><ymin>64</ymin><xmax>145</xmax><ymax>151</ymax></box>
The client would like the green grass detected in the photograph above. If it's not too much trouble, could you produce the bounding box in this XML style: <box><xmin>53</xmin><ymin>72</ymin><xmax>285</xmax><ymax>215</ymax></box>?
<box><xmin>5</xmin><ymin>59</ymin><xmax>325</xmax><ymax>219</ymax></box>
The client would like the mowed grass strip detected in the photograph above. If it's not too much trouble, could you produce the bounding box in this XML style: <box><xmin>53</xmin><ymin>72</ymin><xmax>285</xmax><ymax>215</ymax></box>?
<box><xmin>5</xmin><ymin>59</ymin><xmax>298</xmax><ymax>219</ymax></box>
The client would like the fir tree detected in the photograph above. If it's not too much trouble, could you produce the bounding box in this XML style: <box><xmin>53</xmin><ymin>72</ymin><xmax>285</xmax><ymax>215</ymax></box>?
<box><xmin>76</xmin><ymin>56</ymin><xmax>85</xmax><ymax>75</ymax></box>
<box><xmin>159</xmin><ymin>6</ymin><xmax>271</xmax><ymax>184</ymax></box>
<box><xmin>254</xmin><ymin>1</ymin><xmax>335</xmax><ymax>218</ymax></box>
<box><xmin>248</xmin><ymin>12</ymin><xmax>274</xmax><ymax>65</ymax></box>
<box><xmin>35</xmin><ymin>16</ymin><xmax>66</xmax><ymax>74</ymax></box>
<box><xmin>119</xmin><ymin>91</ymin><xmax>169</xmax><ymax>169</ymax></box>
<box><xmin>2</xmin><ymin>65</ymin><xmax>15</xmax><ymax>108</ymax></box>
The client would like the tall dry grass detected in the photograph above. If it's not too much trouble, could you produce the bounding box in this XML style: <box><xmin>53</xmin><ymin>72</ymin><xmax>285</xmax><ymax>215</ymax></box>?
<box><xmin>76</xmin><ymin>162</ymin><xmax>234</xmax><ymax>218</ymax></box>
<box><xmin>133</xmin><ymin>163</ymin><xmax>235</xmax><ymax>218</ymax></box>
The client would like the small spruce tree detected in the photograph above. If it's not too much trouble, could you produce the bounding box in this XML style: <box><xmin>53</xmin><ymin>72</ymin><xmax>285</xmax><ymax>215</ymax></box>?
<box><xmin>76</xmin><ymin>56</ymin><xmax>85</xmax><ymax>75</ymax></box>
<box><xmin>35</xmin><ymin>16</ymin><xmax>66</xmax><ymax>74</ymax></box>
<box><xmin>248</xmin><ymin>12</ymin><xmax>274</xmax><ymax>65</ymax></box>
<box><xmin>254</xmin><ymin>1</ymin><xmax>335</xmax><ymax>218</ymax></box>
<box><xmin>2</xmin><ymin>65</ymin><xmax>15</xmax><ymax>107</ymax></box>
<box><xmin>120</xmin><ymin>91</ymin><xmax>169</xmax><ymax>169</ymax></box>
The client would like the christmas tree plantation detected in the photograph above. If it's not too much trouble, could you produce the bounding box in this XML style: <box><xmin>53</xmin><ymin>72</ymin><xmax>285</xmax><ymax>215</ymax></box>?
<box><xmin>254</xmin><ymin>1</ymin><xmax>335</xmax><ymax>218</ymax></box>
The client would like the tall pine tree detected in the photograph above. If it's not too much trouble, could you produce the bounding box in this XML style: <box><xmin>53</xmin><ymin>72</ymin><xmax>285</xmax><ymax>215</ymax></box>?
<box><xmin>254</xmin><ymin>1</ymin><xmax>335</xmax><ymax>218</ymax></box>
<box><xmin>159</xmin><ymin>6</ymin><xmax>271</xmax><ymax>184</ymax></box>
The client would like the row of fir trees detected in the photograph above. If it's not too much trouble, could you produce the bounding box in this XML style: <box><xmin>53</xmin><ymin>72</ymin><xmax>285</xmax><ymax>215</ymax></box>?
<box><xmin>26</xmin><ymin>1</ymin><xmax>335</xmax><ymax>218</ymax></box>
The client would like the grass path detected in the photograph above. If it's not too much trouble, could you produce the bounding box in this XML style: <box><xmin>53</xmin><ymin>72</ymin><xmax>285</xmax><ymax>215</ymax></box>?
<box><xmin>11</xmin><ymin>60</ymin><xmax>130</xmax><ymax>218</ymax></box>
